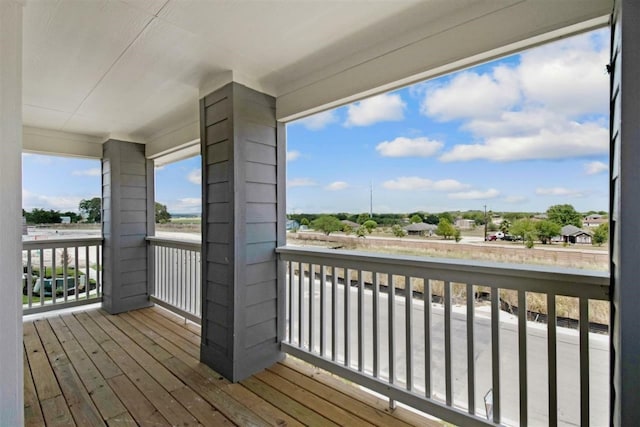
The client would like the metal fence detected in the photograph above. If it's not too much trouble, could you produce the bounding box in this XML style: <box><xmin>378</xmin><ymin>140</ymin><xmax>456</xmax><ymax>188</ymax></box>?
<box><xmin>147</xmin><ymin>236</ymin><xmax>201</xmax><ymax>324</ymax></box>
<box><xmin>277</xmin><ymin>246</ymin><xmax>610</xmax><ymax>427</ymax></box>
<box><xmin>22</xmin><ymin>237</ymin><xmax>103</xmax><ymax>315</ymax></box>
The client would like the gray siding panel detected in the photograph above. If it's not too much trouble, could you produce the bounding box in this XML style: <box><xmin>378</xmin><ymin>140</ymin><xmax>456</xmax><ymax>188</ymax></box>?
<box><xmin>200</xmin><ymin>82</ymin><xmax>282</xmax><ymax>382</ymax></box>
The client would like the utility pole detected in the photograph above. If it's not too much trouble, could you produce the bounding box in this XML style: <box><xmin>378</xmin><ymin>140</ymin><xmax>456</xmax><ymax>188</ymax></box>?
<box><xmin>370</xmin><ymin>180</ymin><xmax>373</xmax><ymax>218</ymax></box>
<box><xmin>484</xmin><ymin>204</ymin><xmax>488</xmax><ymax>241</ymax></box>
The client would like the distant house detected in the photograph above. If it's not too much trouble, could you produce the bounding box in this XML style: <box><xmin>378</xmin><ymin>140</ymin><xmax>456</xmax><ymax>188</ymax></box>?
<box><xmin>286</xmin><ymin>219</ymin><xmax>300</xmax><ymax>231</ymax></box>
<box><xmin>583</xmin><ymin>214</ymin><xmax>608</xmax><ymax>228</ymax></box>
<box><xmin>455</xmin><ymin>219</ymin><xmax>475</xmax><ymax>230</ymax></box>
<box><xmin>341</xmin><ymin>220</ymin><xmax>360</xmax><ymax>230</ymax></box>
<box><xmin>561</xmin><ymin>225</ymin><xmax>593</xmax><ymax>244</ymax></box>
<box><xmin>403</xmin><ymin>222</ymin><xmax>437</xmax><ymax>236</ymax></box>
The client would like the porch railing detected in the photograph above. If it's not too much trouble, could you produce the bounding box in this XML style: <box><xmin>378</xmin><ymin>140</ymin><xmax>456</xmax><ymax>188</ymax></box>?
<box><xmin>147</xmin><ymin>236</ymin><xmax>201</xmax><ymax>324</ymax></box>
<box><xmin>22</xmin><ymin>237</ymin><xmax>103</xmax><ymax>315</ymax></box>
<box><xmin>276</xmin><ymin>246</ymin><xmax>610</xmax><ymax>427</ymax></box>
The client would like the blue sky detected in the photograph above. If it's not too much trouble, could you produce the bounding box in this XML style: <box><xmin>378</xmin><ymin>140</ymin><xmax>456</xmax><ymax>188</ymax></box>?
<box><xmin>22</xmin><ymin>28</ymin><xmax>609</xmax><ymax>216</ymax></box>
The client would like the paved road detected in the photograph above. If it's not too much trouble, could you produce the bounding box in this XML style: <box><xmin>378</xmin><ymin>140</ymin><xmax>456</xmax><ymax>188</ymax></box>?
<box><xmin>290</xmin><ymin>279</ymin><xmax>609</xmax><ymax>427</ymax></box>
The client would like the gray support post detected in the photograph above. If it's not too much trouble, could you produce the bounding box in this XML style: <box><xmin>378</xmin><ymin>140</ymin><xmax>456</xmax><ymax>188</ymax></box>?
<box><xmin>0</xmin><ymin>1</ymin><xmax>24</xmax><ymax>424</ymax></box>
<box><xmin>610</xmin><ymin>1</ymin><xmax>640</xmax><ymax>425</ymax></box>
<box><xmin>200</xmin><ymin>82</ymin><xmax>284</xmax><ymax>382</ymax></box>
<box><xmin>102</xmin><ymin>140</ymin><xmax>154</xmax><ymax>314</ymax></box>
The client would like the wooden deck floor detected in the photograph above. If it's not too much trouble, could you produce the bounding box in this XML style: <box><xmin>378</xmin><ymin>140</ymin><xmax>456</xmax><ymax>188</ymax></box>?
<box><xmin>24</xmin><ymin>306</ymin><xmax>441</xmax><ymax>426</ymax></box>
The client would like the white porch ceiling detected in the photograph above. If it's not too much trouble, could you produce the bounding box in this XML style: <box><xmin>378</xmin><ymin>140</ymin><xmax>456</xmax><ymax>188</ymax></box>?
<box><xmin>21</xmin><ymin>0</ymin><xmax>612</xmax><ymax>158</ymax></box>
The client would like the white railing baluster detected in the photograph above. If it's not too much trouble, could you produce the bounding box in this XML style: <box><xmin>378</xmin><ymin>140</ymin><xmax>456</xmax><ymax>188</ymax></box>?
<box><xmin>548</xmin><ymin>292</ymin><xmax>558</xmax><ymax>426</ymax></box>
<box><xmin>467</xmin><ymin>283</ymin><xmax>475</xmax><ymax>415</ymax></box>
<box><xmin>320</xmin><ymin>265</ymin><xmax>326</xmax><ymax>357</ymax></box>
<box><xmin>491</xmin><ymin>287</ymin><xmax>501</xmax><ymax>424</ymax></box>
<box><xmin>345</xmin><ymin>268</ymin><xmax>351</xmax><ymax>367</ymax></box>
<box><xmin>424</xmin><ymin>277</ymin><xmax>432</xmax><ymax>399</ymax></box>
<box><xmin>388</xmin><ymin>273</ymin><xmax>395</xmax><ymax>386</ymax></box>
<box><xmin>405</xmin><ymin>276</ymin><xmax>413</xmax><ymax>391</ymax></box>
<box><xmin>373</xmin><ymin>272</ymin><xmax>380</xmax><ymax>377</ymax></box>
<box><xmin>579</xmin><ymin>297</ymin><xmax>590</xmax><ymax>426</ymax></box>
<box><xmin>331</xmin><ymin>266</ymin><xmax>338</xmax><ymax>362</ymax></box>
<box><xmin>518</xmin><ymin>290</ymin><xmax>528</xmax><ymax>426</ymax></box>
<box><xmin>444</xmin><ymin>280</ymin><xmax>452</xmax><ymax>406</ymax></box>
<box><xmin>358</xmin><ymin>269</ymin><xmax>364</xmax><ymax>372</ymax></box>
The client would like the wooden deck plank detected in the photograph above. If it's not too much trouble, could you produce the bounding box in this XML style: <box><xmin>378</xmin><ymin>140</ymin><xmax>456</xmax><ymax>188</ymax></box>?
<box><xmin>33</xmin><ymin>319</ymin><xmax>105</xmax><ymax>427</ymax></box>
<box><xmin>61</xmin><ymin>313</ymin><xmax>123</xmax><ymax>379</ymax></box>
<box><xmin>242</xmin><ymin>376</ymin><xmax>340</xmax><ymax>427</ymax></box>
<box><xmin>48</xmin><ymin>316</ymin><xmax>128</xmax><ymax>421</ymax></box>
<box><xmin>268</xmin><ymin>362</ymin><xmax>413</xmax><ymax>427</ymax></box>
<box><xmin>281</xmin><ymin>357</ymin><xmax>442</xmax><ymax>427</ymax></box>
<box><xmin>140</xmin><ymin>308</ymin><xmax>200</xmax><ymax>346</ymax></box>
<box><xmin>172</xmin><ymin>385</ymin><xmax>235</xmax><ymax>426</ymax></box>
<box><xmin>151</xmin><ymin>305</ymin><xmax>202</xmax><ymax>335</ymax></box>
<box><xmin>255</xmin><ymin>369</ymin><xmax>370</xmax><ymax>426</ymax></box>
<box><xmin>24</xmin><ymin>307</ymin><xmax>438</xmax><ymax>427</ymax></box>
<box><xmin>122</xmin><ymin>310</ymin><xmax>301</xmax><ymax>427</ymax></box>
<box><xmin>41</xmin><ymin>395</ymin><xmax>77</xmax><ymax>427</ymax></box>
<box><xmin>106</xmin><ymin>374</ymin><xmax>171</xmax><ymax>426</ymax></box>
<box><xmin>87</xmin><ymin>309</ymin><xmax>185</xmax><ymax>392</ymax></box>
<box><xmin>23</xmin><ymin>321</ymin><xmax>62</xmax><ymax>402</ymax></box>
<box><xmin>105</xmin><ymin>412</ymin><xmax>139</xmax><ymax>427</ymax></box>
<box><xmin>83</xmin><ymin>310</ymin><xmax>201</xmax><ymax>426</ymax></box>
<box><xmin>23</xmin><ymin>348</ymin><xmax>46</xmax><ymax>427</ymax></box>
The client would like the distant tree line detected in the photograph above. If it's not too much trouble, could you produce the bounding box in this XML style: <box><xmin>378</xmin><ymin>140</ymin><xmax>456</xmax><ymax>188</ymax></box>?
<box><xmin>24</xmin><ymin>197</ymin><xmax>172</xmax><ymax>224</ymax></box>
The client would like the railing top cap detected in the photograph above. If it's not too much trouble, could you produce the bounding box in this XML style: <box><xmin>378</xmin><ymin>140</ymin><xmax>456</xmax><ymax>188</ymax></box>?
<box><xmin>276</xmin><ymin>245</ymin><xmax>610</xmax><ymax>282</ymax></box>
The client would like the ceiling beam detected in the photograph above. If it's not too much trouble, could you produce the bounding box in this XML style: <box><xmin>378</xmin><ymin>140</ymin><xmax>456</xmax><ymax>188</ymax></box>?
<box><xmin>23</xmin><ymin>126</ymin><xmax>103</xmax><ymax>158</ymax></box>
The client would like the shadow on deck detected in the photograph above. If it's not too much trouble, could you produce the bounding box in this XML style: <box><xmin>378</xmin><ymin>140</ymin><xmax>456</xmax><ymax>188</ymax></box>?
<box><xmin>23</xmin><ymin>306</ymin><xmax>441</xmax><ymax>426</ymax></box>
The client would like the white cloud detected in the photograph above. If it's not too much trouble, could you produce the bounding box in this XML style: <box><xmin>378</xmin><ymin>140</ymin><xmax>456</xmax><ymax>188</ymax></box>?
<box><xmin>504</xmin><ymin>195</ymin><xmax>528</xmax><ymax>204</ymax></box>
<box><xmin>584</xmin><ymin>160</ymin><xmax>608</xmax><ymax>175</ymax></box>
<box><xmin>288</xmin><ymin>178</ymin><xmax>317</xmax><ymax>188</ymax></box>
<box><xmin>287</xmin><ymin>150</ymin><xmax>301</xmax><ymax>162</ymax></box>
<box><xmin>422</xmin><ymin>31</ymin><xmax>609</xmax><ymax>163</ymax></box>
<box><xmin>71</xmin><ymin>168</ymin><xmax>101</xmax><ymax>177</ymax></box>
<box><xmin>382</xmin><ymin>176</ymin><xmax>470</xmax><ymax>192</ymax></box>
<box><xmin>23</xmin><ymin>189</ymin><xmax>86</xmax><ymax>212</ymax></box>
<box><xmin>294</xmin><ymin>110</ymin><xmax>338</xmax><ymax>130</ymax></box>
<box><xmin>325</xmin><ymin>181</ymin><xmax>348</xmax><ymax>191</ymax></box>
<box><xmin>448</xmin><ymin>188</ymin><xmax>500</xmax><ymax>200</ymax></box>
<box><xmin>439</xmin><ymin>119</ymin><xmax>607</xmax><ymax>162</ymax></box>
<box><xmin>422</xmin><ymin>66</ymin><xmax>520</xmax><ymax>121</ymax></box>
<box><xmin>187</xmin><ymin>169</ymin><xmax>201</xmax><ymax>185</ymax></box>
<box><xmin>375</xmin><ymin>137</ymin><xmax>443</xmax><ymax>158</ymax></box>
<box><xmin>170</xmin><ymin>197</ymin><xmax>201</xmax><ymax>214</ymax></box>
<box><xmin>536</xmin><ymin>187</ymin><xmax>586</xmax><ymax>197</ymax></box>
<box><xmin>344</xmin><ymin>93</ymin><xmax>406</xmax><ymax>127</ymax></box>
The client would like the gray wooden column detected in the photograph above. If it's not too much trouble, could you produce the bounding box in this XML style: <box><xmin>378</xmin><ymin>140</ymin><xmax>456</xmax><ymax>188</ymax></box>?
<box><xmin>610</xmin><ymin>0</ymin><xmax>640</xmax><ymax>425</ymax></box>
<box><xmin>0</xmin><ymin>0</ymin><xmax>24</xmax><ymax>424</ymax></box>
<box><xmin>200</xmin><ymin>82</ymin><xmax>285</xmax><ymax>382</ymax></box>
<box><xmin>102</xmin><ymin>140</ymin><xmax>155</xmax><ymax>314</ymax></box>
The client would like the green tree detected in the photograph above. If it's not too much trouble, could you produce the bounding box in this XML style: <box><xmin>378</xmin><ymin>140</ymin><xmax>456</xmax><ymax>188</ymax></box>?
<box><xmin>391</xmin><ymin>224</ymin><xmax>406</xmax><ymax>238</ymax></box>
<box><xmin>356</xmin><ymin>225</ymin><xmax>368</xmax><ymax>238</ymax></box>
<box><xmin>410</xmin><ymin>214</ymin><xmax>423</xmax><ymax>224</ymax></box>
<box><xmin>435</xmin><ymin>218</ymin><xmax>456</xmax><ymax>240</ymax></box>
<box><xmin>25</xmin><ymin>208</ymin><xmax>62</xmax><ymax>224</ymax></box>
<box><xmin>511</xmin><ymin>219</ymin><xmax>536</xmax><ymax>242</ymax></box>
<box><xmin>79</xmin><ymin>197</ymin><xmax>101</xmax><ymax>223</ymax></box>
<box><xmin>454</xmin><ymin>228</ymin><xmax>462</xmax><ymax>242</ymax></box>
<box><xmin>424</xmin><ymin>214</ymin><xmax>440</xmax><ymax>225</ymax></box>
<box><xmin>362</xmin><ymin>219</ymin><xmax>377</xmax><ymax>234</ymax></box>
<box><xmin>300</xmin><ymin>218</ymin><xmax>310</xmax><ymax>226</ymax></box>
<box><xmin>535</xmin><ymin>220</ymin><xmax>561</xmax><ymax>244</ymax></box>
<box><xmin>499</xmin><ymin>219</ymin><xmax>511</xmax><ymax>234</ymax></box>
<box><xmin>356</xmin><ymin>213</ymin><xmax>370</xmax><ymax>224</ymax></box>
<box><xmin>592</xmin><ymin>222</ymin><xmax>609</xmax><ymax>246</ymax></box>
<box><xmin>311</xmin><ymin>215</ymin><xmax>343</xmax><ymax>235</ymax></box>
<box><xmin>342</xmin><ymin>224</ymin><xmax>353</xmax><ymax>235</ymax></box>
<box><xmin>547</xmin><ymin>204</ymin><xmax>582</xmax><ymax>228</ymax></box>
<box><xmin>155</xmin><ymin>202</ymin><xmax>172</xmax><ymax>224</ymax></box>
<box><xmin>438</xmin><ymin>212</ymin><xmax>454</xmax><ymax>224</ymax></box>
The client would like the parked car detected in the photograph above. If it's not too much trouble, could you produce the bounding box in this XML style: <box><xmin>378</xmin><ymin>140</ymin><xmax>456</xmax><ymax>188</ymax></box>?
<box><xmin>502</xmin><ymin>234</ymin><xmax>522</xmax><ymax>241</ymax></box>
<box><xmin>485</xmin><ymin>234</ymin><xmax>498</xmax><ymax>241</ymax></box>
